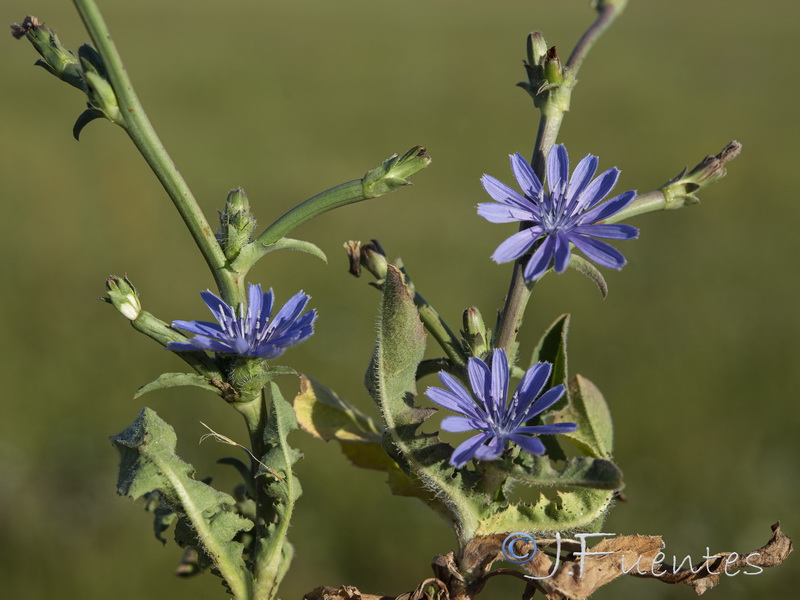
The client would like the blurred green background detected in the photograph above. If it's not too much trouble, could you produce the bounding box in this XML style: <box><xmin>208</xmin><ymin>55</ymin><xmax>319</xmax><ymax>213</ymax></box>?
<box><xmin>1</xmin><ymin>0</ymin><xmax>797</xmax><ymax>598</ymax></box>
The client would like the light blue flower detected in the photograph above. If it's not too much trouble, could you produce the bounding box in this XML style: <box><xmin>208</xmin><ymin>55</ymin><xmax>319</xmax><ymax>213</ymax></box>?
<box><xmin>425</xmin><ymin>349</ymin><xmax>577</xmax><ymax>468</ymax></box>
<box><xmin>478</xmin><ymin>145</ymin><xmax>639</xmax><ymax>281</ymax></box>
<box><xmin>167</xmin><ymin>283</ymin><xmax>315</xmax><ymax>359</ymax></box>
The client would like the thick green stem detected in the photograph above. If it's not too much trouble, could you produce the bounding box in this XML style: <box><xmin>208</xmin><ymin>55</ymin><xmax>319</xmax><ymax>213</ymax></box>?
<box><xmin>493</xmin><ymin>2</ymin><xmax>626</xmax><ymax>358</ymax></box>
<box><xmin>71</xmin><ymin>0</ymin><xmax>238</xmax><ymax>303</ymax></box>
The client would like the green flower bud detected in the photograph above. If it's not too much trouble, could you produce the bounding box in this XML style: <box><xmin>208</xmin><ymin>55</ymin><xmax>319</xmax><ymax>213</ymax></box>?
<box><xmin>104</xmin><ymin>275</ymin><xmax>141</xmax><ymax>320</ymax></box>
<box><xmin>218</xmin><ymin>188</ymin><xmax>257</xmax><ymax>261</ymax></box>
<box><xmin>462</xmin><ymin>306</ymin><xmax>490</xmax><ymax>358</ymax></box>
<box><xmin>10</xmin><ymin>16</ymin><xmax>83</xmax><ymax>90</ymax></box>
<box><xmin>543</xmin><ymin>46</ymin><xmax>564</xmax><ymax>86</ymax></box>
<box><xmin>228</xmin><ymin>357</ymin><xmax>269</xmax><ymax>402</ymax></box>
<box><xmin>361</xmin><ymin>239</ymin><xmax>389</xmax><ymax>281</ymax></box>
<box><xmin>79</xmin><ymin>44</ymin><xmax>122</xmax><ymax>125</ymax></box>
<box><xmin>661</xmin><ymin>141</ymin><xmax>742</xmax><ymax>208</ymax></box>
<box><xmin>527</xmin><ymin>31</ymin><xmax>548</xmax><ymax>67</ymax></box>
<box><xmin>362</xmin><ymin>146</ymin><xmax>431</xmax><ymax>198</ymax></box>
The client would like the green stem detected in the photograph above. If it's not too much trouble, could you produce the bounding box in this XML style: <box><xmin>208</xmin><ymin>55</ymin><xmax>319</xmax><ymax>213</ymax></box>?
<box><xmin>494</xmin><ymin>114</ymin><xmax>562</xmax><ymax>356</ymax></box>
<box><xmin>603</xmin><ymin>190</ymin><xmax>665</xmax><ymax>223</ymax></box>
<box><xmin>414</xmin><ymin>292</ymin><xmax>467</xmax><ymax>368</ymax></box>
<box><xmin>71</xmin><ymin>0</ymin><xmax>238</xmax><ymax>303</ymax></box>
<box><xmin>493</xmin><ymin>2</ymin><xmax>626</xmax><ymax>357</ymax></box>
<box><xmin>566</xmin><ymin>0</ymin><xmax>627</xmax><ymax>73</ymax></box>
<box><xmin>256</xmin><ymin>180</ymin><xmax>363</xmax><ymax>247</ymax></box>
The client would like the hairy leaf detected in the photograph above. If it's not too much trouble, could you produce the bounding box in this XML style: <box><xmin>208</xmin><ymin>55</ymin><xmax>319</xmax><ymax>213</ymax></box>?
<box><xmin>366</xmin><ymin>266</ymin><xmax>486</xmax><ymax>539</ymax></box>
<box><xmin>111</xmin><ymin>408</ymin><xmax>253</xmax><ymax>597</ymax></box>
<box><xmin>252</xmin><ymin>383</ymin><xmax>302</xmax><ymax>600</ymax></box>
<box><xmin>495</xmin><ymin>454</ymin><xmax>623</xmax><ymax>490</ymax></box>
<box><xmin>475</xmin><ymin>488</ymin><xmax>615</xmax><ymax>536</ymax></box>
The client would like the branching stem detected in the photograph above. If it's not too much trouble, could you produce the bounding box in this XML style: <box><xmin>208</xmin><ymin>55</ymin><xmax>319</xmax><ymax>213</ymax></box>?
<box><xmin>71</xmin><ymin>0</ymin><xmax>238</xmax><ymax>304</ymax></box>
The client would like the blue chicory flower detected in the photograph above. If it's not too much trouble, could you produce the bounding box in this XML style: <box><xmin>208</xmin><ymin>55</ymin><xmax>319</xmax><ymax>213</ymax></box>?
<box><xmin>425</xmin><ymin>349</ymin><xmax>577</xmax><ymax>468</ymax></box>
<box><xmin>478</xmin><ymin>144</ymin><xmax>639</xmax><ymax>282</ymax></box>
<box><xmin>167</xmin><ymin>283</ymin><xmax>315</xmax><ymax>359</ymax></box>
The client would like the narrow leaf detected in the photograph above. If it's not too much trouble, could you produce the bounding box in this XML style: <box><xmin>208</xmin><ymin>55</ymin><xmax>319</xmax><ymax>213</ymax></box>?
<box><xmin>252</xmin><ymin>383</ymin><xmax>302</xmax><ymax>598</ymax></box>
<box><xmin>72</xmin><ymin>108</ymin><xmax>103</xmax><ymax>140</ymax></box>
<box><xmin>528</xmin><ymin>314</ymin><xmax>571</xmax><ymax>460</ymax></box>
<box><xmin>233</xmin><ymin>237</ymin><xmax>327</xmax><ymax>272</ymax></box>
<box><xmin>568</xmin><ymin>254</ymin><xmax>609</xmax><ymax>298</ymax></box>
<box><xmin>134</xmin><ymin>372</ymin><xmax>223</xmax><ymax>399</ymax></box>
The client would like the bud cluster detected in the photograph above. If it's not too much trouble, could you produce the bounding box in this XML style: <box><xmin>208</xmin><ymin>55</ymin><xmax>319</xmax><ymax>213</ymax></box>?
<box><xmin>10</xmin><ymin>15</ymin><xmax>123</xmax><ymax>138</ymax></box>
<box><xmin>517</xmin><ymin>32</ymin><xmax>575</xmax><ymax>114</ymax></box>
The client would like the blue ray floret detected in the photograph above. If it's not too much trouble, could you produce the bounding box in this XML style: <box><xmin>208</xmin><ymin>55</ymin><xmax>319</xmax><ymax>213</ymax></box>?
<box><xmin>425</xmin><ymin>349</ymin><xmax>577</xmax><ymax>468</ymax></box>
<box><xmin>478</xmin><ymin>144</ymin><xmax>639</xmax><ymax>282</ymax></box>
<box><xmin>167</xmin><ymin>283</ymin><xmax>316</xmax><ymax>359</ymax></box>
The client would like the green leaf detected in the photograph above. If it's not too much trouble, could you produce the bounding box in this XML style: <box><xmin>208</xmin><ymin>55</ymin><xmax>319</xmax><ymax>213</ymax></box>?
<box><xmin>367</xmin><ymin>266</ymin><xmax>485</xmax><ymax>540</ymax></box>
<box><xmin>72</xmin><ymin>108</ymin><xmax>104</xmax><ymax>140</ymax></box>
<box><xmin>552</xmin><ymin>374</ymin><xmax>614</xmax><ymax>459</ymax></box>
<box><xmin>252</xmin><ymin>383</ymin><xmax>302</xmax><ymax>600</ymax></box>
<box><xmin>292</xmin><ymin>376</ymin><xmax>450</xmax><ymax>513</ymax></box>
<box><xmin>475</xmin><ymin>488</ymin><xmax>615</xmax><ymax>536</ymax></box>
<box><xmin>491</xmin><ymin>454</ymin><xmax>623</xmax><ymax>490</ymax></box>
<box><xmin>111</xmin><ymin>408</ymin><xmax>253</xmax><ymax>598</ymax></box>
<box><xmin>134</xmin><ymin>372</ymin><xmax>224</xmax><ymax>399</ymax></box>
<box><xmin>294</xmin><ymin>375</ymin><xmax>381</xmax><ymax>443</ymax></box>
<box><xmin>232</xmin><ymin>237</ymin><xmax>327</xmax><ymax>273</ymax></box>
<box><xmin>568</xmin><ymin>254</ymin><xmax>609</xmax><ymax>298</ymax></box>
<box><xmin>529</xmin><ymin>314</ymin><xmax>571</xmax><ymax>460</ymax></box>
<box><xmin>530</xmin><ymin>313</ymin><xmax>570</xmax><ymax>389</ymax></box>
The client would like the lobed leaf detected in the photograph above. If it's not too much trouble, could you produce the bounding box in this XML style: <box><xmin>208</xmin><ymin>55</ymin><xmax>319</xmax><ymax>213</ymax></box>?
<box><xmin>111</xmin><ymin>408</ymin><xmax>253</xmax><ymax>598</ymax></box>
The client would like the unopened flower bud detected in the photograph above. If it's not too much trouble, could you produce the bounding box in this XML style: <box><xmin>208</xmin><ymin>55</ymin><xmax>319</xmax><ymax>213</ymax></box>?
<box><xmin>10</xmin><ymin>16</ymin><xmax>83</xmax><ymax>90</ymax></box>
<box><xmin>543</xmin><ymin>46</ymin><xmax>563</xmax><ymax>86</ymax></box>
<box><xmin>360</xmin><ymin>239</ymin><xmax>389</xmax><ymax>280</ymax></box>
<box><xmin>78</xmin><ymin>44</ymin><xmax>122</xmax><ymax>125</ymax></box>
<box><xmin>104</xmin><ymin>275</ymin><xmax>141</xmax><ymax>320</ymax></box>
<box><xmin>218</xmin><ymin>188</ymin><xmax>257</xmax><ymax>260</ymax></box>
<box><xmin>362</xmin><ymin>146</ymin><xmax>431</xmax><ymax>198</ymax></box>
<box><xmin>661</xmin><ymin>141</ymin><xmax>742</xmax><ymax>208</ymax></box>
<box><xmin>527</xmin><ymin>31</ymin><xmax>548</xmax><ymax>66</ymax></box>
<box><xmin>462</xmin><ymin>306</ymin><xmax>489</xmax><ymax>357</ymax></box>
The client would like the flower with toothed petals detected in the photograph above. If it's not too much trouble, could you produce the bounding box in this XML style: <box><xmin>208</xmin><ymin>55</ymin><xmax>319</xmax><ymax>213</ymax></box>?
<box><xmin>478</xmin><ymin>144</ymin><xmax>639</xmax><ymax>282</ymax></box>
<box><xmin>167</xmin><ymin>283</ymin><xmax>316</xmax><ymax>359</ymax></box>
<box><xmin>425</xmin><ymin>349</ymin><xmax>577</xmax><ymax>468</ymax></box>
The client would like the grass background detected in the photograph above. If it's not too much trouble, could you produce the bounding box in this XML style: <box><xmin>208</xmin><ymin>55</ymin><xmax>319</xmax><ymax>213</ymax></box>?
<box><xmin>0</xmin><ymin>1</ymin><xmax>797</xmax><ymax>598</ymax></box>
